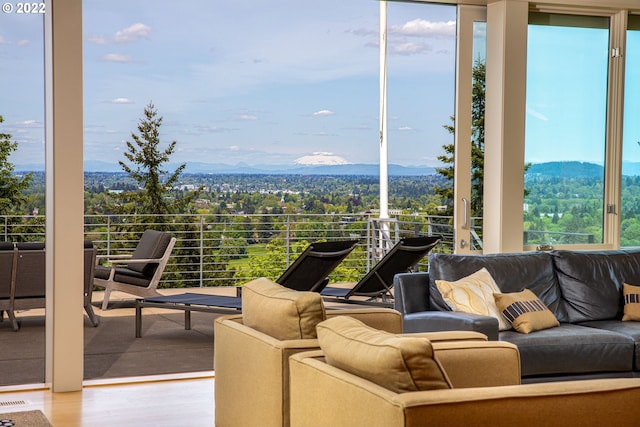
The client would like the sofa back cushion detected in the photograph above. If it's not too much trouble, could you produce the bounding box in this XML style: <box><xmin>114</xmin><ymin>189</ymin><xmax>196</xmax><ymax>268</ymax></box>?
<box><xmin>242</xmin><ymin>277</ymin><xmax>326</xmax><ymax>340</ymax></box>
<box><xmin>551</xmin><ymin>249</ymin><xmax>640</xmax><ymax>323</ymax></box>
<box><xmin>316</xmin><ymin>316</ymin><xmax>452</xmax><ymax>394</ymax></box>
<box><xmin>428</xmin><ymin>252</ymin><xmax>564</xmax><ymax>319</ymax></box>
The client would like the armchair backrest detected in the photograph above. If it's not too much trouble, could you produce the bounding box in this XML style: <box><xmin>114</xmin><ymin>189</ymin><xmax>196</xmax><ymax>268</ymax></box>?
<box><xmin>13</xmin><ymin>242</ymin><xmax>45</xmax><ymax>298</ymax></box>
<box><xmin>127</xmin><ymin>230</ymin><xmax>173</xmax><ymax>278</ymax></box>
<box><xmin>0</xmin><ymin>242</ymin><xmax>15</xmax><ymax>299</ymax></box>
<box><xmin>84</xmin><ymin>240</ymin><xmax>97</xmax><ymax>301</ymax></box>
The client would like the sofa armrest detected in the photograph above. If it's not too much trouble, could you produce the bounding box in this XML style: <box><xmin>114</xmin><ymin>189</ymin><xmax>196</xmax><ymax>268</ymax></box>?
<box><xmin>394</xmin><ymin>272</ymin><xmax>431</xmax><ymax>315</ymax></box>
<box><xmin>403</xmin><ymin>311</ymin><xmax>500</xmax><ymax>340</ymax></box>
<box><xmin>290</xmin><ymin>352</ymin><xmax>640</xmax><ymax>427</ymax></box>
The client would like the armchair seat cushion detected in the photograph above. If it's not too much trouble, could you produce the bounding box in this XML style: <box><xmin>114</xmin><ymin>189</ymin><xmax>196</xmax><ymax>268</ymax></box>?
<box><xmin>94</xmin><ymin>265</ymin><xmax>151</xmax><ymax>287</ymax></box>
<box><xmin>501</xmin><ymin>323</ymin><xmax>634</xmax><ymax>377</ymax></box>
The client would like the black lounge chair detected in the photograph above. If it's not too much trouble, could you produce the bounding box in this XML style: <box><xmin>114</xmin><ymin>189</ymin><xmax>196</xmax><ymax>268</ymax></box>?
<box><xmin>320</xmin><ymin>235</ymin><xmax>441</xmax><ymax>307</ymax></box>
<box><xmin>134</xmin><ymin>239</ymin><xmax>359</xmax><ymax>330</ymax></box>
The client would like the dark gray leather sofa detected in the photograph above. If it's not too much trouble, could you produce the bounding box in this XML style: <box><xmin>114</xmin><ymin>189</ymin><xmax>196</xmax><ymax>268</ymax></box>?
<box><xmin>394</xmin><ymin>249</ymin><xmax>640</xmax><ymax>383</ymax></box>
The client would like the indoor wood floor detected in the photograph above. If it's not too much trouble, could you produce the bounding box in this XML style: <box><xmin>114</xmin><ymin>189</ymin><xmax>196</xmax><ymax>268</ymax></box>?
<box><xmin>0</xmin><ymin>373</ymin><xmax>215</xmax><ymax>426</ymax></box>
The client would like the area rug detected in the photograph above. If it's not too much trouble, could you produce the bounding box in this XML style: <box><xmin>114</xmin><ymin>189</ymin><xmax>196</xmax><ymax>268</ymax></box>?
<box><xmin>0</xmin><ymin>410</ymin><xmax>52</xmax><ymax>426</ymax></box>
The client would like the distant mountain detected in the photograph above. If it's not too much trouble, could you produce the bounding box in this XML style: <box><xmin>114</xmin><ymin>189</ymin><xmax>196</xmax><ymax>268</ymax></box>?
<box><xmin>21</xmin><ymin>159</ymin><xmax>640</xmax><ymax>177</ymax></box>
<box><xmin>15</xmin><ymin>161</ymin><xmax>436</xmax><ymax>176</ymax></box>
<box><xmin>526</xmin><ymin>161</ymin><xmax>604</xmax><ymax>178</ymax></box>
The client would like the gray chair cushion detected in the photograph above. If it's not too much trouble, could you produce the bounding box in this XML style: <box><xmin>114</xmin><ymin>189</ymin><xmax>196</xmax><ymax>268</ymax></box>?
<box><xmin>127</xmin><ymin>230</ymin><xmax>172</xmax><ymax>277</ymax></box>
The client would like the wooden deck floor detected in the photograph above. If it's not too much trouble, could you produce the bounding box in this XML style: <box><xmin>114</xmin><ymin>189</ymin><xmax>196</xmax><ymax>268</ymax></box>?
<box><xmin>0</xmin><ymin>374</ymin><xmax>215</xmax><ymax>426</ymax></box>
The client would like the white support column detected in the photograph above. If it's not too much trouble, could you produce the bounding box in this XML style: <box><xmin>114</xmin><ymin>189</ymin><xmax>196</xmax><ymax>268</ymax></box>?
<box><xmin>483</xmin><ymin>0</ymin><xmax>528</xmax><ymax>253</ymax></box>
<box><xmin>44</xmin><ymin>0</ymin><xmax>84</xmax><ymax>392</ymax></box>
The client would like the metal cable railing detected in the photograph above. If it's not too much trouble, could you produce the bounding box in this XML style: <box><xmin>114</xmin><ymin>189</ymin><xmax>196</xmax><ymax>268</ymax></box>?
<box><xmin>0</xmin><ymin>213</ymin><xmax>451</xmax><ymax>288</ymax></box>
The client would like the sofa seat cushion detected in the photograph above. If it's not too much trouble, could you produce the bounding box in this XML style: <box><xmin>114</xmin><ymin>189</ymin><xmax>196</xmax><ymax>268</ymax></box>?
<box><xmin>578</xmin><ymin>320</ymin><xmax>640</xmax><ymax>371</ymax></box>
<box><xmin>242</xmin><ymin>277</ymin><xmax>326</xmax><ymax>340</ymax></box>
<box><xmin>316</xmin><ymin>316</ymin><xmax>452</xmax><ymax>393</ymax></box>
<box><xmin>500</xmin><ymin>323</ymin><xmax>634</xmax><ymax>377</ymax></box>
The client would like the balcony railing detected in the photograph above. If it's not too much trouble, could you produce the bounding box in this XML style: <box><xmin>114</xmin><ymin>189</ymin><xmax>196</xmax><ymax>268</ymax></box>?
<box><xmin>0</xmin><ymin>213</ymin><xmax>452</xmax><ymax>288</ymax></box>
<box><xmin>0</xmin><ymin>213</ymin><xmax>595</xmax><ymax>287</ymax></box>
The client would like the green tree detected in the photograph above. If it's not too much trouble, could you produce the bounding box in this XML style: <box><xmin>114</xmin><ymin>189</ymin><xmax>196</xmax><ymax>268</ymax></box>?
<box><xmin>435</xmin><ymin>58</ymin><xmax>485</xmax><ymax>217</ymax></box>
<box><xmin>118</xmin><ymin>102</ymin><xmax>196</xmax><ymax>216</ymax></box>
<box><xmin>435</xmin><ymin>59</ymin><xmax>530</xmax><ymax>219</ymax></box>
<box><xmin>0</xmin><ymin>115</ymin><xmax>33</xmax><ymax>215</ymax></box>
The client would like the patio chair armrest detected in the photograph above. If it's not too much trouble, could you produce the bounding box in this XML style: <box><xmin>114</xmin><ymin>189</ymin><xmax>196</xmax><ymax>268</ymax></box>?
<box><xmin>106</xmin><ymin>257</ymin><xmax>164</xmax><ymax>264</ymax></box>
<box><xmin>96</xmin><ymin>254</ymin><xmax>132</xmax><ymax>262</ymax></box>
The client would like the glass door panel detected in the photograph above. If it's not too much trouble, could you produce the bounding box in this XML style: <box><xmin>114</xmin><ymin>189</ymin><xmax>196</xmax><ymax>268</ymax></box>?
<box><xmin>621</xmin><ymin>15</ymin><xmax>640</xmax><ymax>246</ymax></box>
<box><xmin>524</xmin><ymin>13</ymin><xmax>609</xmax><ymax>247</ymax></box>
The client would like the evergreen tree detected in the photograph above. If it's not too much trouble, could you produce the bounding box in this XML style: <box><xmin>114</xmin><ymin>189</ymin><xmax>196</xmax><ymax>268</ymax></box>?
<box><xmin>0</xmin><ymin>115</ymin><xmax>33</xmax><ymax>215</ymax></box>
<box><xmin>118</xmin><ymin>102</ymin><xmax>196</xmax><ymax>216</ymax></box>
<box><xmin>435</xmin><ymin>58</ymin><xmax>485</xmax><ymax>217</ymax></box>
<box><xmin>435</xmin><ymin>59</ymin><xmax>529</xmax><ymax>218</ymax></box>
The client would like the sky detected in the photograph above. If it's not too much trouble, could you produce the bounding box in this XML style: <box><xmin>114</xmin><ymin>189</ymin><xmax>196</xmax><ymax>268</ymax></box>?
<box><xmin>0</xmin><ymin>1</ymin><xmax>638</xmax><ymax>170</ymax></box>
<box><xmin>0</xmin><ymin>0</ymin><xmax>457</xmax><ymax>169</ymax></box>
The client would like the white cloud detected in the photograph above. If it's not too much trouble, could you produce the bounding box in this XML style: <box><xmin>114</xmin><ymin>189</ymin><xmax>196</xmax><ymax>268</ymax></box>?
<box><xmin>398</xmin><ymin>126</ymin><xmax>414</xmax><ymax>131</ymax></box>
<box><xmin>87</xmin><ymin>23</ymin><xmax>151</xmax><ymax>46</ymax></box>
<box><xmin>17</xmin><ymin>40</ymin><xmax>29</xmax><ymax>46</ymax></box>
<box><xmin>294</xmin><ymin>152</ymin><xmax>351</xmax><ymax>165</ymax></box>
<box><xmin>114</xmin><ymin>23</ymin><xmax>152</xmax><ymax>44</ymax></box>
<box><xmin>390</xmin><ymin>19</ymin><xmax>456</xmax><ymax>37</ymax></box>
<box><xmin>0</xmin><ymin>36</ymin><xmax>9</xmax><ymax>45</ymax></box>
<box><xmin>312</xmin><ymin>109</ymin><xmax>335</xmax><ymax>117</ymax></box>
<box><xmin>108</xmin><ymin>98</ymin><xmax>135</xmax><ymax>104</ymax></box>
<box><xmin>102</xmin><ymin>53</ymin><xmax>133</xmax><ymax>63</ymax></box>
<box><xmin>229</xmin><ymin>145</ymin><xmax>240</xmax><ymax>151</ymax></box>
<box><xmin>391</xmin><ymin>42</ymin><xmax>431</xmax><ymax>56</ymax></box>
<box><xmin>87</xmin><ymin>34</ymin><xmax>109</xmax><ymax>45</ymax></box>
<box><xmin>238</xmin><ymin>115</ymin><xmax>257</xmax><ymax>121</ymax></box>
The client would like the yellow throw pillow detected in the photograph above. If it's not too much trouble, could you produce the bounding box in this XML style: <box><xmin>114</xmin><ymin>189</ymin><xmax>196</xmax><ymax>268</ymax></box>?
<box><xmin>242</xmin><ymin>277</ymin><xmax>326</xmax><ymax>340</ymax></box>
<box><xmin>316</xmin><ymin>316</ymin><xmax>451</xmax><ymax>393</ymax></box>
<box><xmin>493</xmin><ymin>289</ymin><xmax>559</xmax><ymax>334</ymax></box>
<box><xmin>622</xmin><ymin>283</ymin><xmax>640</xmax><ymax>321</ymax></box>
<box><xmin>435</xmin><ymin>268</ymin><xmax>511</xmax><ymax>331</ymax></box>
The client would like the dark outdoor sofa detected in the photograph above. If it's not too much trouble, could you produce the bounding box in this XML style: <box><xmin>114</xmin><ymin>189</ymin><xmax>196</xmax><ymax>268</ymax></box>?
<box><xmin>394</xmin><ymin>249</ymin><xmax>640</xmax><ymax>383</ymax></box>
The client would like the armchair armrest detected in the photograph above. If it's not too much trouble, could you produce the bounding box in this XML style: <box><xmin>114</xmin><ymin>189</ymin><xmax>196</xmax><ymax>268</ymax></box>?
<box><xmin>403</xmin><ymin>311</ymin><xmax>499</xmax><ymax>340</ymax></box>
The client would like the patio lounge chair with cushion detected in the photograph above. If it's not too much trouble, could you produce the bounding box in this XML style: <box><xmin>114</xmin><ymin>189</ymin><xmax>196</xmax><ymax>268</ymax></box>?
<box><xmin>95</xmin><ymin>229</ymin><xmax>176</xmax><ymax>310</ymax></box>
<box><xmin>320</xmin><ymin>235</ymin><xmax>440</xmax><ymax>307</ymax></box>
<box><xmin>0</xmin><ymin>240</ymin><xmax>102</xmax><ymax>330</ymax></box>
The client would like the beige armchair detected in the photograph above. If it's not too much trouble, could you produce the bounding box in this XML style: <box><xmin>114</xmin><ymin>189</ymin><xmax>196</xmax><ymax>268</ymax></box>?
<box><xmin>214</xmin><ymin>279</ymin><xmax>492</xmax><ymax>427</ymax></box>
<box><xmin>290</xmin><ymin>346</ymin><xmax>640</xmax><ymax>427</ymax></box>
<box><xmin>214</xmin><ymin>308</ymin><xmax>404</xmax><ymax>427</ymax></box>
